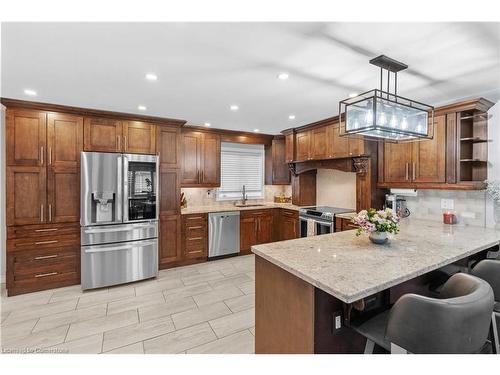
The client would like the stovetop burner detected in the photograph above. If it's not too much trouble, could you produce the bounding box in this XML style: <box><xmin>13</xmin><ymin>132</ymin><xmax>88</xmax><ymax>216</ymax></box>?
<box><xmin>299</xmin><ymin>206</ymin><xmax>354</xmax><ymax>222</ymax></box>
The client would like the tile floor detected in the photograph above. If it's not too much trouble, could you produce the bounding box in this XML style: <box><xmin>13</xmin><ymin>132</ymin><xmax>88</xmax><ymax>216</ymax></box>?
<box><xmin>0</xmin><ymin>255</ymin><xmax>256</xmax><ymax>354</ymax></box>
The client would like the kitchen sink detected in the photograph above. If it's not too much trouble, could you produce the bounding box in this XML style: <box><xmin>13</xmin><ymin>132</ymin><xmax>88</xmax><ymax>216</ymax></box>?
<box><xmin>234</xmin><ymin>203</ymin><xmax>266</xmax><ymax>207</ymax></box>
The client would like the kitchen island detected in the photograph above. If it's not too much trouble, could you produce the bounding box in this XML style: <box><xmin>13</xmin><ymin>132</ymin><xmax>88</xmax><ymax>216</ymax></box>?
<box><xmin>251</xmin><ymin>219</ymin><xmax>500</xmax><ymax>353</ymax></box>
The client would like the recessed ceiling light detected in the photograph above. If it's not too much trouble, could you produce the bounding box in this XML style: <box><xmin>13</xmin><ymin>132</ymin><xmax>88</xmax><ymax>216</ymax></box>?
<box><xmin>288</xmin><ymin>114</ymin><xmax>296</xmax><ymax>120</ymax></box>
<box><xmin>230</xmin><ymin>105</ymin><xmax>239</xmax><ymax>111</ymax></box>
<box><xmin>138</xmin><ymin>105</ymin><xmax>147</xmax><ymax>111</ymax></box>
<box><xmin>24</xmin><ymin>89</ymin><xmax>37</xmax><ymax>96</ymax></box>
<box><xmin>204</xmin><ymin>122</ymin><xmax>211</xmax><ymax>127</ymax></box>
<box><xmin>145</xmin><ymin>73</ymin><xmax>158</xmax><ymax>81</ymax></box>
<box><xmin>349</xmin><ymin>92</ymin><xmax>359</xmax><ymax>98</ymax></box>
<box><xmin>253</xmin><ymin>129</ymin><xmax>260</xmax><ymax>133</ymax></box>
<box><xmin>277</xmin><ymin>72</ymin><xmax>289</xmax><ymax>80</ymax></box>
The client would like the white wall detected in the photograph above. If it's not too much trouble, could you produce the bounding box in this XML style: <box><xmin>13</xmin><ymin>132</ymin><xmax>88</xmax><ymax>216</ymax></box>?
<box><xmin>486</xmin><ymin>100</ymin><xmax>500</xmax><ymax>228</ymax></box>
<box><xmin>316</xmin><ymin>169</ymin><xmax>356</xmax><ymax>209</ymax></box>
<box><xmin>1</xmin><ymin>105</ymin><xmax>6</xmax><ymax>283</ymax></box>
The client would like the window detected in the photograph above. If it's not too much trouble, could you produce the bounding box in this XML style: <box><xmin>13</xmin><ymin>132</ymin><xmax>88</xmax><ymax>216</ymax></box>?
<box><xmin>217</xmin><ymin>142</ymin><xmax>265</xmax><ymax>201</ymax></box>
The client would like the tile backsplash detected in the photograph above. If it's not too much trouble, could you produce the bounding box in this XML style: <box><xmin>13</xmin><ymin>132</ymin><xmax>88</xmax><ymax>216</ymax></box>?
<box><xmin>404</xmin><ymin>189</ymin><xmax>486</xmax><ymax>226</ymax></box>
<box><xmin>181</xmin><ymin>185</ymin><xmax>292</xmax><ymax>207</ymax></box>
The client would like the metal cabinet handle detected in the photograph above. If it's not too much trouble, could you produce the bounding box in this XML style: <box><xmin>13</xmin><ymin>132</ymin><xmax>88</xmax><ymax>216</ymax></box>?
<box><xmin>412</xmin><ymin>162</ymin><xmax>416</xmax><ymax>181</ymax></box>
<box><xmin>187</xmin><ymin>216</ymin><xmax>203</xmax><ymax>220</ymax></box>
<box><xmin>187</xmin><ymin>237</ymin><xmax>203</xmax><ymax>241</ymax></box>
<box><xmin>124</xmin><ymin>136</ymin><xmax>127</xmax><ymax>151</ymax></box>
<box><xmin>35</xmin><ymin>228</ymin><xmax>58</xmax><ymax>232</ymax></box>
<box><xmin>35</xmin><ymin>255</ymin><xmax>58</xmax><ymax>260</ymax></box>
<box><xmin>35</xmin><ymin>240</ymin><xmax>58</xmax><ymax>245</ymax></box>
<box><xmin>40</xmin><ymin>146</ymin><xmax>44</xmax><ymax>165</ymax></box>
<box><xmin>188</xmin><ymin>226</ymin><xmax>203</xmax><ymax>229</ymax></box>
<box><xmin>405</xmin><ymin>163</ymin><xmax>409</xmax><ymax>181</ymax></box>
<box><xmin>201</xmin><ymin>170</ymin><xmax>204</xmax><ymax>182</ymax></box>
<box><xmin>117</xmin><ymin>136</ymin><xmax>121</xmax><ymax>150</ymax></box>
<box><xmin>48</xmin><ymin>204</ymin><xmax>52</xmax><ymax>222</ymax></box>
<box><xmin>48</xmin><ymin>147</ymin><xmax>52</xmax><ymax>165</ymax></box>
<box><xmin>40</xmin><ymin>205</ymin><xmax>44</xmax><ymax>222</ymax></box>
<box><xmin>35</xmin><ymin>272</ymin><xmax>58</xmax><ymax>278</ymax></box>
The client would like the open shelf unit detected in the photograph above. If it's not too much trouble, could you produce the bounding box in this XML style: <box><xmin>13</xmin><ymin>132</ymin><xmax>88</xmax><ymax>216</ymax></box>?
<box><xmin>458</xmin><ymin>109</ymin><xmax>489</xmax><ymax>183</ymax></box>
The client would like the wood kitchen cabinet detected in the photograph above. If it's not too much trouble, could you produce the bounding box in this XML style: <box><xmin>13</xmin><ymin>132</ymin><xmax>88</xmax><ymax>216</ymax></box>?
<box><xmin>285</xmin><ymin>132</ymin><xmax>295</xmax><ymax>162</ymax></box>
<box><xmin>326</xmin><ymin>123</ymin><xmax>349</xmax><ymax>159</ymax></box>
<box><xmin>181</xmin><ymin>130</ymin><xmax>220</xmax><ymax>187</ymax></box>
<box><xmin>265</xmin><ymin>136</ymin><xmax>290</xmax><ymax>185</ymax></box>
<box><xmin>159</xmin><ymin>215</ymin><xmax>182</xmax><ymax>268</ymax></box>
<box><xmin>240</xmin><ymin>209</ymin><xmax>274</xmax><ymax>255</ymax></box>
<box><xmin>281</xmin><ymin>209</ymin><xmax>299</xmax><ymax>240</ymax></box>
<box><xmin>84</xmin><ymin>118</ymin><xmax>156</xmax><ymax>154</ymax></box>
<box><xmin>157</xmin><ymin>126</ymin><xmax>181</xmax><ymax>168</ymax></box>
<box><xmin>296</xmin><ymin>130</ymin><xmax>312</xmax><ymax>161</ymax></box>
<box><xmin>182</xmin><ymin>214</ymin><xmax>208</xmax><ymax>260</ymax></box>
<box><xmin>382</xmin><ymin>115</ymin><xmax>446</xmax><ymax>184</ymax></box>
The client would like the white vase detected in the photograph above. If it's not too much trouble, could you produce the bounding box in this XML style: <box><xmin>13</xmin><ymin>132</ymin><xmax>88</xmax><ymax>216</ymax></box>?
<box><xmin>369</xmin><ymin>231</ymin><xmax>388</xmax><ymax>245</ymax></box>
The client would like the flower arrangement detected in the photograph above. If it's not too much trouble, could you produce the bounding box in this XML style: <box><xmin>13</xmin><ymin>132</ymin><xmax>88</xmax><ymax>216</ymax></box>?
<box><xmin>486</xmin><ymin>180</ymin><xmax>500</xmax><ymax>203</ymax></box>
<box><xmin>352</xmin><ymin>208</ymin><xmax>400</xmax><ymax>237</ymax></box>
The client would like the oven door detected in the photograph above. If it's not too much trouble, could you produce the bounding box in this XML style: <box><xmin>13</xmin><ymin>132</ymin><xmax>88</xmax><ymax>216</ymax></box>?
<box><xmin>123</xmin><ymin>154</ymin><xmax>159</xmax><ymax>223</ymax></box>
<box><xmin>299</xmin><ymin>217</ymin><xmax>333</xmax><ymax>237</ymax></box>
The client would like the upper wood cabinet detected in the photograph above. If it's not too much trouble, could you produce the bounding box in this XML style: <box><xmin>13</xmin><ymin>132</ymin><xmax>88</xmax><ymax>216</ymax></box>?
<box><xmin>296</xmin><ymin>131</ymin><xmax>312</xmax><ymax>161</ymax></box>
<box><xmin>326</xmin><ymin>124</ymin><xmax>349</xmax><ymax>158</ymax></box>
<box><xmin>311</xmin><ymin>127</ymin><xmax>328</xmax><ymax>160</ymax></box>
<box><xmin>84</xmin><ymin>117</ymin><xmax>123</xmax><ymax>152</ymax></box>
<box><xmin>181</xmin><ymin>130</ymin><xmax>220</xmax><ymax>187</ymax></box>
<box><xmin>265</xmin><ymin>137</ymin><xmax>290</xmax><ymax>185</ymax></box>
<box><xmin>157</xmin><ymin>126</ymin><xmax>181</xmax><ymax>168</ymax></box>
<box><xmin>6</xmin><ymin>110</ymin><xmax>83</xmax><ymax>226</ymax></box>
<box><xmin>6</xmin><ymin>109</ymin><xmax>47</xmax><ymax>167</ymax></box>
<box><xmin>285</xmin><ymin>133</ymin><xmax>295</xmax><ymax>162</ymax></box>
<box><xmin>382</xmin><ymin>115</ymin><xmax>446</xmax><ymax>184</ymax></box>
<box><xmin>122</xmin><ymin>121</ymin><xmax>156</xmax><ymax>154</ymax></box>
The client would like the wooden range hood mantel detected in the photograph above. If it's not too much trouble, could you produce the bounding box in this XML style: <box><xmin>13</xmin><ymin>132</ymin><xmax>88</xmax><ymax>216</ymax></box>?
<box><xmin>288</xmin><ymin>156</ymin><xmax>367</xmax><ymax>176</ymax></box>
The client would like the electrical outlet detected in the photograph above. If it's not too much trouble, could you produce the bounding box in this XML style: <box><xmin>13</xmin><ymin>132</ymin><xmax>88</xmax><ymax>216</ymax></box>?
<box><xmin>332</xmin><ymin>311</ymin><xmax>343</xmax><ymax>333</ymax></box>
<box><xmin>441</xmin><ymin>199</ymin><xmax>454</xmax><ymax>210</ymax></box>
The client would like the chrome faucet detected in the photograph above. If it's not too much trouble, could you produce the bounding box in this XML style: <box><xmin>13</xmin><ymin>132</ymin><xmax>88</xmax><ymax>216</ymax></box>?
<box><xmin>241</xmin><ymin>185</ymin><xmax>247</xmax><ymax>206</ymax></box>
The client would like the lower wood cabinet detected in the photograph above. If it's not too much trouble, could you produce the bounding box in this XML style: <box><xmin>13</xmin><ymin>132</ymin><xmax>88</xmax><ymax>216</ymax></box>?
<box><xmin>240</xmin><ymin>209</ymin><xmax>274</xmax><ymax>255</ymax></box>
<box><xmin>182</xmin><ymin>213</ymin><xmax>208</xmax><ymax>260</ymax></box>
<box><xmin>335</xmin><ymin>217</ymin><xmax>358</xmax><ymax>232</ymax></box>
<box><xmin>281</xmin><ymin>209</ymin><xmax>299</xmax><ymax>240</ymax></box>
<box><xmin>6</xmin><ymin>223</ymin><xmax>80</xmax><ymax>296</ymax></box>
<box><xmin>158</xmin><ymin>215</ymin><xmax>182</xmax><ymax>269</ymax></box>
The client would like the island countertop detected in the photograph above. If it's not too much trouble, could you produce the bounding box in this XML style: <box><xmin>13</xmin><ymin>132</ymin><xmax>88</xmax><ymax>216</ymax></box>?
<box><xmin>251</xmin><ymin>219</ymin><xmax>500</xmax><ymax>303</ymax></box>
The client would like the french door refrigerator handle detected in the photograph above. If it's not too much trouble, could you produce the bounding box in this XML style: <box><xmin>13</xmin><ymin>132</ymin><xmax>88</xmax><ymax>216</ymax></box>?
<box><xmin>116</xmin><ymin>154</ymin><xmax>123</xmax><ymax>223</ymax></box>
<box><xmin>122</xmin><ymin>154</ymin><xmax>129</xmax><ymax>222</ymax></box>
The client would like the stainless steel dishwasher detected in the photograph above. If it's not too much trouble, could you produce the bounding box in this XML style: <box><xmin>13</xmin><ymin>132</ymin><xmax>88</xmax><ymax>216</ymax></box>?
<box><xmin>208</xmin><ymin>211</ymin><xmax>240</xmax><ymax>258</ymax></box>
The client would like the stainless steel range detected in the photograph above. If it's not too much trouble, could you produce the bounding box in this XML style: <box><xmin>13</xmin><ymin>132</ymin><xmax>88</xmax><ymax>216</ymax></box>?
<box><xmin>299</xmin><ymin>206</ymin><xmax>353</xmax><ymax>237</ymax></box>
<box><xmin>80</xmin><ymin>152</ymin><xmax>159</xmax><ymax>290</ymax></box>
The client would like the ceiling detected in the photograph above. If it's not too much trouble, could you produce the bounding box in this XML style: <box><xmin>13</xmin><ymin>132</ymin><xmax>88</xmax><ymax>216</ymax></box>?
<box><xmin>2</xmin><ymin>22</ymin><xmax>499</xmax><ymax>134</ymax></box>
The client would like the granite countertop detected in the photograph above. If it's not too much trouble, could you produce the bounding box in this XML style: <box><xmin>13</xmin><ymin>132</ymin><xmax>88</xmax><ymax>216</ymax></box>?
<box><xmin>181</xmin><ymin>202</ymin><xmax>302</xmax><ymax>215</ymax></box>
<box><xmin>335</xmin><ymin>212</ymin><xmax>357</xmax><ymax>220</ymax></box>
<box><xmin>252</xmin><ymin>219</ymin><xmax>500</xmax><ymax>303</ymax></box>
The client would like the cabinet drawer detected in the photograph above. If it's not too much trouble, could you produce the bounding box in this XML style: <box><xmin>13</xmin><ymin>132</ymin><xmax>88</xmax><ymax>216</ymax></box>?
<box><xmin>14</xmin><ymin>255</ymin><xmax>78</xmax><ymax>278</ymax></box>
<box><xmin>7</xmin><ymin>223</ymin><xmax>80</xmax><ymax>239</ymax></box>
<box><xmin>7</xmin><ymin>234</ymin><xmax>80</xmax><ymax>252</ymax></box>
<box><xmin>282</xmin><ymin>209</ymin><xmax>298</xmax><ymax>218</ymax></box>
<box><xmin>12</xmin><ymin>246</ymin><xmax>78</xmax><ymax>264</ymax></box>
<box><xmin>240</xmin><ymin>209</ymin><xmax>271</xmax><ymax>218</ymax></box>
<box><xmin>185</xmin><ymin>226</ymin><xmax>206</xmax><ymax>239</ymax></box>
<box><xmin>183</xmin><ymin>214</ymin><xmax>207</xmax><ymax>226</ymax></box>
<box><xmin>11</xmin><ymin>270</ymin><xmax>79</xmax><ymax>289</ymax></box>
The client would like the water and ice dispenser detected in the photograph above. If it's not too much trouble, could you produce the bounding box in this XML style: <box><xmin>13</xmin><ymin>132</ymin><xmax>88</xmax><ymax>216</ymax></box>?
<box><xmin>92</xmin><ymin>191</ymin><xmax>116</xmax><ymax>223</ymax></box>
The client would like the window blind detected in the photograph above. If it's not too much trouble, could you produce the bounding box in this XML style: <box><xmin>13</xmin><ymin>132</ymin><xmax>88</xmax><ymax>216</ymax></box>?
<box><xmin>217</xmin><ymin>142</ymin><xmax>265</xmax><ymax>201</ymax></box>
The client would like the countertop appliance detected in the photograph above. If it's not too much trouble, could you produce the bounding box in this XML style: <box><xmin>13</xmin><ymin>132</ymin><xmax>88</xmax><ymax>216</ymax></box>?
<box><xmin>299</xmin><ymin>206</ymin><xmax>354</xmax><ymax>237</ymax></box>
<box><xmin>80</xmin><ymin>152</ymin><xmax>159</xmax><ymax>290</ymax></box>
<box><xmin>208</xmin><ymin>211</ymin><xmax>240</xmax><ymax>259</ymax></box>
<box><xmin>385</xmin><ymin>194</ymin><xmax>410</xmax><ymax>218</ymax></box>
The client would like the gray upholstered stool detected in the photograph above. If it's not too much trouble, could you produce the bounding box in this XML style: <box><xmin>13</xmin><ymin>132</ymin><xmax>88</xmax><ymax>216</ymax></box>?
<box><xmin>472</xmin><ymin>259</ymin><xmax>500</xmax><ymax>354</ymax></box>
<box><xmin>352</xmin><ymin>273</ymin><xmax>494</xmax><ymax>354</ymax></box>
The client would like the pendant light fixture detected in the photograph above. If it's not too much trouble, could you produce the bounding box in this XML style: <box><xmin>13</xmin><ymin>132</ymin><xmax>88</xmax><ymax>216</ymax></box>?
<box><xmin>339</xmin><ymin>55</ymin><xmax>434</xmax><ymax>142</ymax></box>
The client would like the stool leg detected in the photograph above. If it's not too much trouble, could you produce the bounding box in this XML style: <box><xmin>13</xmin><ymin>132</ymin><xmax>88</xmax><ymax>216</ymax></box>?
<box><xmin>491</xmin><ymin>313</ymin><xmax>499</xmax><ymax>354</ymax></box>
<box><xmin>364</xmin><ymin>339</ymin><xmax>375</xmax><ymax>354</ymax></box>
<box><xmin>390</xmin><ymin>343</ymin><xmax>408</xmax><ymax>354</ymax></box>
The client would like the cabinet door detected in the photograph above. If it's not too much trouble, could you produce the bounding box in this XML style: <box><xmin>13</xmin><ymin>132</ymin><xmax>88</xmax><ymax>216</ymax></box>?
<box><xmin>157</xmin><ymin>126</ymin><xmax>181</xmax><ymax>168</ymax></box>
<box><xmin>159</xmin><ymin>168</ymin><xmax>180</xmax><ymax>216</ymax></box>
<box><xmin>272</xmin><ymin>138</ymin><xmax>291</xmax><ymax>184</ymax></box>
<box><xmin>200</xmin><ymin>133</ymin><xmax>220</xmax><ymax>185</ymax></box>
<box><xmin>285</xmin><ymin>133</ymin><xmax>295</xmax><ymax>162</ymax></box>
<box><xmin>412</xmin><ymin>115</ymin><xmax>446</xmax><ymax>183</ymax></box>
<box><xmin>159</xmin><ymin>215</ymin><xmax>182</xmax><ymax>268</ymax></box>
<box><xmin>83</xmin><ymin>117</ymin><xmax>123</xmax><ymax>152</ymax></box>
<box><xmin>349</xmin><ymin>138</ymin><xmax>364</xmax><ymax>157</ymax></box>
<box><xmin>123</xmin><ymin>121</ymin><xmax>156</xmax><ymax>154</ymax></box>
<box><xmin>329</xmin><ymin>125</ymin><xmax>349</xmax><ymax>158</ymax></box>
<box><xmin>47</xmin><ymin>168</ymin><xmax>80</xmax><ymax>223</ymax></box>
<box><xmin>181</xmin><ymin>132</ymin><xmax>201</xmax><ymax>185</ymax></box>
<box><xmin>311</xmin><ymin>127</ymin><xmax>328</xmax><ymax>160</ymax></box>
<box><xmin>47</xmin><ymin>113</ymin><xmax>83</xmax><ymax>169</ymax></box>
<box><xmin>240</xmin><ymin>216</ymin><xmax>258</xmax><ymax>253</ymax></box>
<box><xmin>257</xmin><ymin>214</ymin><xmax>274</xmax><ymax>245</ymax></box>
<box><xmin>6</xmin><ymin>109</ymin><xmax>46</xmax><ymax>166</ymax></box>
<box><xmin>281</xmin><ymin>216</ymin><xmax>298</xmax><ymax>240</ymax></box>
<box><xmin>383</xmin><ymin>142</ymin><xmax>413</xmax><ymax>183</ymax></box>
<box><xmin>296</xmin><ymin>131</ymin><xmax>311</xmax><ymax>161</ymax></box>
<box><xmin>7</xmin><ymin>166</ymin><xmax>47</xmax><ymax>226</ymax></box>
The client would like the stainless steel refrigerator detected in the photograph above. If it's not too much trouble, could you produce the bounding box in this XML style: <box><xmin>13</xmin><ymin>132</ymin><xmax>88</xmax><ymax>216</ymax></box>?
<box><xmin>80</xmin><ymin>152</ymin><xmax>159</xmax><ymax>290</ymax></box>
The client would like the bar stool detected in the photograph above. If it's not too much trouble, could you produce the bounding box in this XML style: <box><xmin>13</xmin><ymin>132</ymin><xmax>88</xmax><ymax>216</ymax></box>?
<box><xmin>352</xmin><ymin>273</ymin><xmax>494</xmax><ymax>354</ymax></box>
<box><xmin>472</xmin><ymin>259</ymin><xmax>500</xmax><ymax>354</ymax></box>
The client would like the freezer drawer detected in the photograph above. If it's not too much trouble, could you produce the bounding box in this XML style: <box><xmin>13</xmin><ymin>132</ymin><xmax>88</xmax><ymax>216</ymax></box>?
<box><xmin>81</xmin><ymin>238</ymin><xmax>158</xmax><ymax>290</ymax></box>
<box><xmin>81</xmin><ymin>221</ymin><xmax>158</xmax><ymax>246</ymax></box>
<box><xmin>208</xmin><ymin>211</ymin><xmax>240</xmax><ymax>258</ymax></box>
